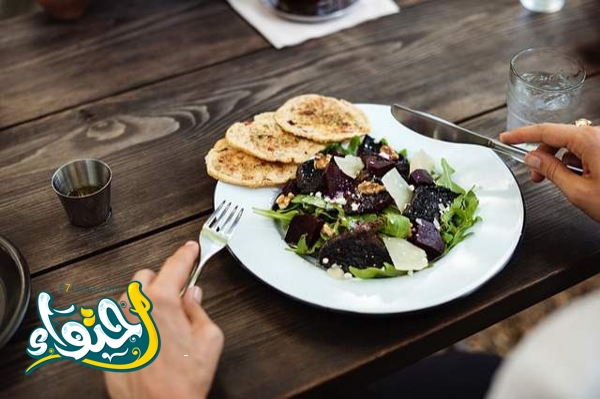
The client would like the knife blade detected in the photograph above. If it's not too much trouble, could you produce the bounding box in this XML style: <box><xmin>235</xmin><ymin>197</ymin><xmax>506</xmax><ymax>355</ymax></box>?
<box><xmin>390</xmin><ymin>104</ymin><xmax>583</xmax><ymax>175</ymax></box>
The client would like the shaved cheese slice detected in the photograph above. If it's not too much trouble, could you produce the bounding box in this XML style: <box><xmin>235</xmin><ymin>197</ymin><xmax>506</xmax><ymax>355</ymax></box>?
<box><xmin>382</xmin><ymin>168</ymin><xmax>412</xmax><ymax>211</ymax></box>
<box><xmin>382</xmin><ymin>237</ymin><xmax>429</xmax><ymax>271</ymax></box>
<box><xmin>410</xmin><ymin>149</ymin><xmax>435</xmax><ymax>174</ymax></box>
<box><xmin>334</xmin><ymin>155</ymin><xmax>364</xmax><ymax>179</ymax></box>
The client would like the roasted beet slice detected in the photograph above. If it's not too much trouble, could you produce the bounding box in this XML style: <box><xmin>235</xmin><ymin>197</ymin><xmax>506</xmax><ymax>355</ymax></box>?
<box><xmin>296</xmin><ymin>160</ymin><xmax>324</xmax><ymax>194</ymax></box>
<box><xmin>394</xmin><ymin>156</ymin><xmax>410</xmax><ymax>180</ymax></box>
<box><xmin>403</xmin><ymin>186</ymin><xmax>459</xmax><ymax>222</ymax></box>
<box><xmin>285</xmin><ymin>214</ymin><xmax>324</xmax><ymax>248</ymax></box>
<box><xmin>318</xmin><ymin>227</ymin><xmax>391</xmax><ymax>272</ymax></box>
<box><xmin>362</xmin><ymin>154</ymin><xmax>396</xmax><ymax>177</ymax></box>
<box><xmin>409</xmin><ymin>169</ymin><xmax>435</xmax><ymax>186</ymax></box>
<box><xmin>357</xmin><ymin>135</ymin><xmax>382</xmax><ymax>156</ymax></box>
<box><xmin>323</xmin><ymin>159</ymin><xmax>355</xmax><ymax>197</ymax></box>
<box><xmin>345</xmin><ymin>191</ymin><xmax>394</xmax><ymax>215</ymax></box>
<box><xmin>410</xmin><ymin>219</ymin><xmax>445</xmax><ymax>260</ymax></box>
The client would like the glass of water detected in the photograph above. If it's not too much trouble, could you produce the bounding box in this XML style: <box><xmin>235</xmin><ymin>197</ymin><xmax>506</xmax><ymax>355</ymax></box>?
<box><xmin>520</xmin><ymin>0</ymin><xmax>565</xmax><ymax>13</ymax></box>
<box><xmin>506</xmin><ymin>48</ymin><xmax>585</xmax><ymax>142</ymax></box>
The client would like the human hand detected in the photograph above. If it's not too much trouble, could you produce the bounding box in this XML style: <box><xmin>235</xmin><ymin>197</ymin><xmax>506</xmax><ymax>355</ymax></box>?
<box><xmin>500</xmin><ymin>123</ymin><xmax>600</xmax><ymax>221</ymax></box>
<box><xmin>104</xmin><ymin>242</ymin><xmax>224</xmax><ymax>399</ymax></box>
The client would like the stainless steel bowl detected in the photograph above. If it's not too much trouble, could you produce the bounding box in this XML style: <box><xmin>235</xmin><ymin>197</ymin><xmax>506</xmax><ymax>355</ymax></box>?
<box><xmin>0</xmin><ymin>236</ymin><xmax>31</xmax><ymax>349</ymax></box>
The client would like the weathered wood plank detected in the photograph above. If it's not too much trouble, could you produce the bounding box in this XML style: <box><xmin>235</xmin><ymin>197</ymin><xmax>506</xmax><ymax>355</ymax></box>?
<box><xmin>1</xmin><ymin>160</ymin><xmax>599</xmax><ymax>398</ymax></box>
<box><xmin>0</xmin><ymin>0</ymin><xmax>269</xmax><ymax>129</ymax></box>
<box><xmin>1</xmin><ymin>0</ymin><xmax>598</xmax><ymax>276</ymax></box>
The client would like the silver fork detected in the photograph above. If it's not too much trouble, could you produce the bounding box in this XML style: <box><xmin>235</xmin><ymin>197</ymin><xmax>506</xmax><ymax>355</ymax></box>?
<box><xmin>180</xmin><ymin>200</ymin><xmax>244</xmax><ymax>296</ymax></box>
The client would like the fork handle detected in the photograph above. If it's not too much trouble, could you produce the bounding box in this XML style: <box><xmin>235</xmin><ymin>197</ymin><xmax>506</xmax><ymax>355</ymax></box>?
<box><xmin>180</xmin><ymin>250</ymin><xmax>211</xmax><ymax>297</ymax></box>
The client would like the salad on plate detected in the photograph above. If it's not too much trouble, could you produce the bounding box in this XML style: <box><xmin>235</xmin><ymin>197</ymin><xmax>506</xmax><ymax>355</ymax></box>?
<box><xmin>256</xmin><ymin>135</ymin><xmax>481</xmax><ymax>279</ymax></box>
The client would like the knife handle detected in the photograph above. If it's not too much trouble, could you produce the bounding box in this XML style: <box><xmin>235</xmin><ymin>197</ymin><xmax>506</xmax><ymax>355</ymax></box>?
<box><xmin>489</xmin><ymin>140</ymin><xmax>584</xmax><ymax>176</ymax></box>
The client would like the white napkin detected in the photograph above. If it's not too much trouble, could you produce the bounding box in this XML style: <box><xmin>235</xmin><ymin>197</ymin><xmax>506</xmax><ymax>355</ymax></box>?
<box><xmin>226</xmin><ymin>0</ymin><xmax>400</xmax><ymax>49</ymax></box>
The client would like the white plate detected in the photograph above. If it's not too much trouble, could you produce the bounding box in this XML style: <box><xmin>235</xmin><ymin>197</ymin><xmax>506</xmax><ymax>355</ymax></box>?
<box><xmin>214</xmin><ymin>104</ymin><xmax>525</xmax><ymax>314</ymax></box>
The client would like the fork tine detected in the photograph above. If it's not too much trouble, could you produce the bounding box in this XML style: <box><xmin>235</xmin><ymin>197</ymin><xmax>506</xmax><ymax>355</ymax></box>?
<box><xmin>225</xmin><ymin>207</ymin><xmax>244</xmax><ymax>235</ymax></box>
<box><xmin>208</xmin><ymin>201</ymin><xmax>231</xmax><ymax>228</ymax></box>
<box><xmin>216</xmin><ymin>205</ymin><xmax>239</xmax><ymax>233</ymax></box>
<box><xmin>205</xmin><ymin>200</ymin><xmax>226</xmax><ymax>227</ymax></box>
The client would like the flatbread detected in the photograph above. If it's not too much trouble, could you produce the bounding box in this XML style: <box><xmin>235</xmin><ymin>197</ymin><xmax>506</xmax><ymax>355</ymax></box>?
<box><xmin>225</xmin><ymin>112</ymin><xmax>326</xmax><ymax>163</ymax></box>
<box><xmin>274</xmin><ymin>94</ymin><xmax>370</xmax><ymax>143</ymax></box>
<box><xmin>205</xmin><ymin>139</ymin><xmax>297</xmax><ymax>187</ymax></box>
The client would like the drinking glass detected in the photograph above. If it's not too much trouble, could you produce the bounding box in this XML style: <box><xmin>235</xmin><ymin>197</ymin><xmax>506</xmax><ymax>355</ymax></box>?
<box><xmin>506</xmin><ymin>48</ymin><xmax>585</xmax><ymax>142</ymax></box>
<box><xmin>520</xmin><ymin>0</ymin><xmax>565</xmax><ymax>13</ymax></box>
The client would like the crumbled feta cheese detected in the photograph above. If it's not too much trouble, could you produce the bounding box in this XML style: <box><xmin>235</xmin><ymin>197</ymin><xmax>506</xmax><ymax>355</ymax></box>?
<box><xmin>350</xmin><ymin>202</ymin><xmax>360</xmax><ymax>212</ymax></box>
<box><xmin>344</xmin><ymin>273</ymin><xmax>353</xmax><ymax>279</ymax></box>
<box><xmin>433</xmin><ymin>218</ymin><xmax>441</xmax><ymax>230</ymax></box>
<box><xmin>315</xmin><ymin>191</ymin><xmax>322</xmax><ymax>198</ymax></box>
<box><xmin>322</xmin><ymin>258</ymin><xmax>329</xmax><ymax>265</ymax></box>
<box><xmin>416</xmin><ymin>218</ymin><xmax>423</xmax><ymax>226</ymax></box>
<box><xmin>408</xmin><ymin>185</ymin><xmax>415</xmax><ymax>192</ymax></box>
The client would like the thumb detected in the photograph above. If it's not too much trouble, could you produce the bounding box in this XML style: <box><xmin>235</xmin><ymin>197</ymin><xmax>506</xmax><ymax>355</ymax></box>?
<box><xmin>182</xmin><ymin>286</ymin><xmax>212</xmax><ymax>326</ymax></box>
<box><xmin>525</xmin><ymin>150</ymin><xmax>577</xmax><ymax>192</ymax></box>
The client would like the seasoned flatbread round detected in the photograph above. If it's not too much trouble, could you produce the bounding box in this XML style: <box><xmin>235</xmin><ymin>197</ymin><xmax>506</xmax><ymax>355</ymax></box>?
<box><xmin>205</xmin><ymin>139</ymin><xmax>297</xmax><ymax>187</ymax></box>
<box><xmin>274</xmin><ymin>94</ymin><xmax>370</xmax><ymax>143</ymax></box>
<box><xmin>225</xmin><ymin>112</ymin><xmax>326</xmax><ymax>163</ymax></box>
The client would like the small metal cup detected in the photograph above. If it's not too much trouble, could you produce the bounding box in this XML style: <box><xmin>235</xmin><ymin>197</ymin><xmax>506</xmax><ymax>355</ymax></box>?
<box><xmin>51</xmin><ymin>159</ymin><xmax>112</xmax><ymax>227</ymax></box>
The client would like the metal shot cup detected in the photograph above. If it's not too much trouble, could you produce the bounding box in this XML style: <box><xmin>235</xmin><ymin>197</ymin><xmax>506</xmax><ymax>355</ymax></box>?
<box><xmin>51</xmin><ymin>159</ymin><xmax>112</xmax><ymax>227</ymax></box>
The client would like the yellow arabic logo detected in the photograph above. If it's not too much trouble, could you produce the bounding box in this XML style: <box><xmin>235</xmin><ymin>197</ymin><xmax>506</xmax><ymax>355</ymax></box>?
<box><xmin>25</xmin><ymin>281</ymin><xmax>160</xmax><ymax>374</ymax></box>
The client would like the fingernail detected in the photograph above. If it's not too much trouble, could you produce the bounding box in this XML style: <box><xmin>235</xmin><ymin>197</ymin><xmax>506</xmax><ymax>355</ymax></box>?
<box><xmin>525</xmin><ymin>154</ymin><xmax>541</xmax><ymax>169</ymax></box>
<box><xmin>499</xmin><ymin>132</ymin><xmax>508</xmax><ymax>142</ymax></box>
<box><xmin>193</xmin><ymin>286</ymin><xmax>203</xmax><ymax>304</ymax></box>
<box><xmin>185</xmin><ymin>240</ymin><xmax>196</xmax><ymax>247</ymax></box>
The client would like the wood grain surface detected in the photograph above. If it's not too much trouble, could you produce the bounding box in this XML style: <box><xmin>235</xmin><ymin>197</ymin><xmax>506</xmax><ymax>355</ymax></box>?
<box><xmin>1</xmin><ymin>0</ymin><xmax>600</xmax><ymax>397</ymax></box>
<box><xmin>0</xmin><ymin>0</ymin><xmax>269</xmax><ymax>129</ymax></box>
<box><xmin>1</xmin><ymin>0</ymin><xmax>599</xmax><ymax>276</ymax></box>
<box><xmin>1</xmin><ymin>156</ymin><xmax>598</xmax><ymax>398</ymax></box>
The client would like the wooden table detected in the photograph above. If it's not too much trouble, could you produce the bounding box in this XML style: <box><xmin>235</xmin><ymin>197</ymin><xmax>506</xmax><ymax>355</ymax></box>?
<box><xmin>1</xmin><ymin>0</ymin><xmax>599</xmax><ymax>397</ymax></box>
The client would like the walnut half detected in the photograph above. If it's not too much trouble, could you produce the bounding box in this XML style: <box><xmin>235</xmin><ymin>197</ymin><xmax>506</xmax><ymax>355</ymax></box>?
<box><xmin>380</xmin><ymin>145</ymin><xmax>400</xmax><ymax>160</ymax></box>
<box><xmin>275</xmin><ymin>192</ymin><xmax>295</xmax><ymax>209</ymax></box>
<box><xmin>357</xmin><ymin>181</ymin><xmax>386</xmax><ymax>195</ymax></box>
<box><xmin>313</xmin><ymin>153</ymin><xmax>332</xmax><ymax>170</ymax></box>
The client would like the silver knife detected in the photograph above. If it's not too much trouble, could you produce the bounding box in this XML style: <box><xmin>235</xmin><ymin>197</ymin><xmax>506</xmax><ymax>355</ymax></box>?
<box><xmin>391</xmin><ymin>104</ymin><xmax>583</xmax><ymax>175</ymax></box>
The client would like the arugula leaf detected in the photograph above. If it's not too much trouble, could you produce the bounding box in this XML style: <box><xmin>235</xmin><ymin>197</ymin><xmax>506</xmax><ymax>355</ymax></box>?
<box><xmin>398</xmin><ymin>148</ymin><xmax>408</xmax><ymax>158</ymax></box>
<box><xmin>289</xmin><ymin>234</ymin><xmax>322</xmax><ymax>255</ymax></box>
<box><xmin>349</xmin><ymin>263</ymin><xmax>407</xmax><ymax>279</ymax></box>
<box><xmin>440</xmin><ymin>188</ymin><xmax>481</xmax><ymax>252</ymax></box>
<box><xmin>346</xmin><ymin>136</ymin><xmax>362</xmax><ymax>155</ymax></box>
<box><xmin>292</xmin><ymin>194</ymin><xmax>331</xmax><ymax>209</ymax></box>
<box><xmin>253</xmin><ymin>208</ymin><xmax>301</xmax><ymax>227</ymax></box>
<box><xmin>380</xmin><ymin>211</ymin><xmax>412</xmax><ymax>238</ymax></box>
<box><xmin>436</xmin><ymin>158</ymin><xmax>466</xmax><ymax>194</ymax></box>
<box><xmin>323</xmin><ymin>136</ymin><xmax>363</xmax><ymax>156</ymax></box>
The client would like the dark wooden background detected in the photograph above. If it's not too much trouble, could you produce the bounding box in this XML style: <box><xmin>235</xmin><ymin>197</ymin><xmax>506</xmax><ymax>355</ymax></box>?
<box><xmin>1</xmin><ymin>0</ymin><xmax>599</xmax><ymax>397</ymax></box>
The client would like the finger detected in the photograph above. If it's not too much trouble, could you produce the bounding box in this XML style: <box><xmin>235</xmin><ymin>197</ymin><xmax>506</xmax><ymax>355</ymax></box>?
<box><xmin>531</xmin><ymin>143</ymin><xmax>559</xmax><ymax>183</ymax></box>
<box><xmin>526</xmin><ymin>150</ymin><xmax>583</xmax><ymax>195</ymax></box>
<box><xmin>500</xmin><ymin>123</ymin><xmax>588</xmax><ymax>158</ymax></box>
<box><xmin>118</xmin><ymin>269</ymin><xmax>157</xmax><ymax>324</ymax></box>
<box><xmin>155</xmin><ymin>241</ymin><xmax>199</xmax><ymax>295</ymax></box>
<box><xmin>182</xmin><ymin>287</ymin><xmax>213</xmax><ymax>326</ymax></box>
<box><xmin>131</xmin><ymin>268</ymin><xmax>157</xmax><ymax>288</ymax></box>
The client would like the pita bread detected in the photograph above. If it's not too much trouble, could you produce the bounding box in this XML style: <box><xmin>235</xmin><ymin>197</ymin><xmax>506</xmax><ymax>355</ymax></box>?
<box><xmin>274</xmin><ymin>94</ymin><xmax>370</xmax><ymax>143</ymax></box>
<box><xmin>205</xmin><ymin>139</ymin><xmax>297</xmax><ymax>187</ymax></box>
<box><xmin>225</xmin><ymin>112</ymin><xmax>325</xmax><ymax>163</ymax></box>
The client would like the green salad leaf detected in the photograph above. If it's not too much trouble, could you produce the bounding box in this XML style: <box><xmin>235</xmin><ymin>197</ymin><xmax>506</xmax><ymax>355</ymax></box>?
<box><xmin>380</xmin><ymin>211</ymin><xmax>412</xmax><ymax>238</ymax></box>
<box><xmin>440</xmin><ymin>188</ymin><xmax>482</xmax><ymax>252</ymax></box>
<box><xmin>436</xmin><ymin>158</ymin><xmax>466</xmax><ymax>194</ymax></box>
<box><xmin>323</xmin><ymin>135</ymin><xmax>363</xmax><ymax>156</ymax></box>
<box><xmin>253</xmin><ymin>208</ymin><xmax>300</xmax><ymax>227</ymax></box>
<box><xmin>349</xmin><ymin>263</ymin><xmax>407</xmax><ymax>279</ymax></box>
<box><xmin>290</xmin><ymin>235</ymin><xmax>322</xmax><ymax>255</ymax></box>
